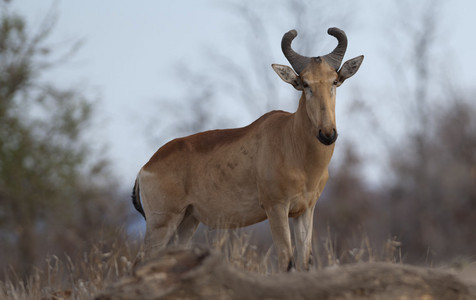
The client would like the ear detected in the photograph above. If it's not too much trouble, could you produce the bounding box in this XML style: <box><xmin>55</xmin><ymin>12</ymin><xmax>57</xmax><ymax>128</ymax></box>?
<box><xmin>336</xmin><ymin>55</ymin><xmax>364</xmax><ymax>87</ymax></box>
<box><xmin>272</xmin><ymin>64</ymin><xmax>303</xmax><ymax>90</ymax></box>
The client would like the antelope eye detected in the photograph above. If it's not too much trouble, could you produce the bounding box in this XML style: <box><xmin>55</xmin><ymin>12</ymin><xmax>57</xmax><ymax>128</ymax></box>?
<box><xmin>333</xmin><ymin>80</ymin><xmax>338</xmax><ymax>85</ymax></box>
<box><xmin>302</xmin><ymin>81</ymin><xmax>309</xmax><ymax>88</ymax></box>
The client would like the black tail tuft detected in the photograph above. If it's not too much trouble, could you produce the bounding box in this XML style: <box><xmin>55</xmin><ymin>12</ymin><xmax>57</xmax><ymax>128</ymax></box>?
<box><xmin>132</xmin><ymin>179</ymin><xmax>146</xmax><ymax>220</ymax></box>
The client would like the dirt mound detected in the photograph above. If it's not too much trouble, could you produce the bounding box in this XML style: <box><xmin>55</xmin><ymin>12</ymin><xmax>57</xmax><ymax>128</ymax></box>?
<box><xmin>97</xmin><ymin>247</ymin><xmax>476</xmax><ymax>300</ymax></box>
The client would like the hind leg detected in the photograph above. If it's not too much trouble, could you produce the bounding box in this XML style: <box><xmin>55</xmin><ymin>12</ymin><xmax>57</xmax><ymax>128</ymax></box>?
<box><xmin>168</xmin><ymin>207</ymin><xmax>200</xmax><ymax>247</ymax></box>
<box><xmin>143</xmin><ymin>211</ymin><xmax>185</xmax><ymax>259</ymax></box>
<box><xmin>138</xmin><ymin>169</ymin><xmax>191</xmax><ymax>258</ymax></box>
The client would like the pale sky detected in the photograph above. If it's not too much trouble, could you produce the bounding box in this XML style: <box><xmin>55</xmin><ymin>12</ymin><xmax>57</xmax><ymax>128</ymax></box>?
<box><xmin>9</xmin><ymin>0</ymin><xmax>476</xmax><ymax>188</ymax></box>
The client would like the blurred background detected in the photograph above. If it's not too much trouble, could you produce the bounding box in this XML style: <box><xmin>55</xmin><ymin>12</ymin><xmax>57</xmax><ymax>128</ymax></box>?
<box><xmin>1</xmin><ymin>0</ymin><xmax>475</xmax><ymax>278</ymax></box>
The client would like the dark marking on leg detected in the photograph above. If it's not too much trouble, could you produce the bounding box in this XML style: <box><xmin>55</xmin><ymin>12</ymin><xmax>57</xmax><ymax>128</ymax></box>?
<box><xmin>287</xmin><ymin>259</ymin><xmax>295</xmax><ymax>272</ymax></box>
<box><xmin>309</xmin><ymin>251</ymin><xmax>314</xmax><ymax>266</ymax></box>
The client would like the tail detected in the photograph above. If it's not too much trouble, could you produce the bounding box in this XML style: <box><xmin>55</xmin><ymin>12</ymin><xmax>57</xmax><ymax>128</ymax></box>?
<box><xmin>132</xmin><ymin>177</ymin><xmax>146</xmax><ymax>220</ymax></box>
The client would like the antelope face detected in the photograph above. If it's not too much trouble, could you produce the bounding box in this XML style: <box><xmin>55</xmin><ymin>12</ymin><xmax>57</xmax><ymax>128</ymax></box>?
<box><xmin>272</xmin><ymin>28</ymin><xmax>363</xmax><ymax>146</ymax></box>
<box><xmin>300</xmin><ymin>58</ymin><xmax>338</xmax><ymax>145</ymax></box>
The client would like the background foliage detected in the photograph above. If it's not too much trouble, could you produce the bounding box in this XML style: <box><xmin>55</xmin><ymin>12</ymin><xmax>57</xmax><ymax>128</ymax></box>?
<box><xmin>0</xmin><ymin>4</ymin><xmax>130</xmax><ymax>278</ymax></box>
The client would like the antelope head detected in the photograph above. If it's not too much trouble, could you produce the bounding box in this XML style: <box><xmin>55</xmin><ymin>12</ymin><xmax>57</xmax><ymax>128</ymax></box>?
<box><xmin>272</xmin><ymin>28</ymin><xmax>363</xmax><ymax>146</ymax></box>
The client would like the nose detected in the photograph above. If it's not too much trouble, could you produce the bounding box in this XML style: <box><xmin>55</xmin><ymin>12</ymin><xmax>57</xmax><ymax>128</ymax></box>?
<box><xmin>317</xmin><ymin>128</ymin><xmax>338</xmax><ymax>145</ymax></box>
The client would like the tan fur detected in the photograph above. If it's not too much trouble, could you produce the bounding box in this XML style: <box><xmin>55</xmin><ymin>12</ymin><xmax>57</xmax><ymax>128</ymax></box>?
<box><xmin>137</xmin><ymin>57</ymin><xmax>360</xmax><ymax>271</ymax></box>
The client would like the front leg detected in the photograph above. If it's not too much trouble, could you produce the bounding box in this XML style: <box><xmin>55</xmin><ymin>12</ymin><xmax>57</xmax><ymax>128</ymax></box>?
<box><xmin>293</xmin><ymin>172</ymin><xmax>327</xmax><ymax>271</ymax></box>
<box><xmin>293</xmin><ymin>204</ymin><xmax>316</xmax><ymax>271</ymax></box>
<box><xmin>265</xmin><ymin>204</ymin><xmax>294</xmax><ymax>272</ymax></box>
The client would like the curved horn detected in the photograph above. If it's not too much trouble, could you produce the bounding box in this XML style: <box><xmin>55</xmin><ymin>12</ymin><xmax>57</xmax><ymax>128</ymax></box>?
<box><xmin>281</xmin><ymin>29</ymin><xmax>311</xmax><ymax>74</ymax></box>
<box><xmin>322</xmin><ymin>27</ymin><xmax>348</xmax><ymax>70</ymax></box>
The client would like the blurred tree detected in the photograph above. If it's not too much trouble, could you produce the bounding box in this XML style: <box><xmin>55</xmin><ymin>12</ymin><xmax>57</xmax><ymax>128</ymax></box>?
<box><xmin>0</xmin><ymin>4</ymin><xmax>129</xmax><ymax>277</ymax></box>
<box><xmin>379</xmin><ymin>0</ymin><xmax>476</xmax><ymax>262</ymax></box>
<box><xmin>316</xmin><ymin>143</ymin><xmax>390</xmax><ymax>263</ymax></box>
<box><xmin>387</xmin><ymin>97</ymin><xmax>476</xmax><ymax>262</ymax></box>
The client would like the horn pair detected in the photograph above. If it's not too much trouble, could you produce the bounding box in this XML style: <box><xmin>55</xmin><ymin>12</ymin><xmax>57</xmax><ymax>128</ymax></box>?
<box><xmin>281</xmin><ymin>28</ymin><xmax>347</xmax><ymax>73</ymax></box>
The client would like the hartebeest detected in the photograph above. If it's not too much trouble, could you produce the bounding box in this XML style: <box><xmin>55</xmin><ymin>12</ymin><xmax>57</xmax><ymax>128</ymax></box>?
<box><xmin>133</xmin><ymin>28</ymin><xmax>363</xmax><ymax>271</ymax></box>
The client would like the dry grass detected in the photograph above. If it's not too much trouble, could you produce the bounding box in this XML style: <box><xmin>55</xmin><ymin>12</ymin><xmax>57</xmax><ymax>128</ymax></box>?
<box><xmin>0</xmin><ymin>232</ymin><xmax>140</xmax><ymax>300</ymax></box>
<box><xmin>314</xmin><ymin>227</ymin><xmax>403</xmax><ymax>268</ymax></box>
<box><xmin>0</xmin><ymin>228</ymin><xmax>438</xmax><ymax>300</ymax></box>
